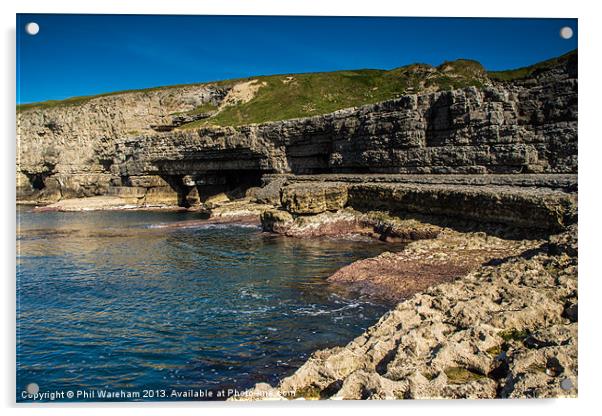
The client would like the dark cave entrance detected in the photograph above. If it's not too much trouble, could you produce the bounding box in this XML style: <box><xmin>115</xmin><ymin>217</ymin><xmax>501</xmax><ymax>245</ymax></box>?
<box><xmin>25</xmin><ymin>172</ymin><xmax>49</xmax><ymax>190</ymax></box>
<box><xmin>160</xmin><ymin>175</ymin><xmax>195</xmax><ymax>208</ymax></box>
<box><xmin>160</xmin><ymin>169</ymin><xmax>266</xmax><ymax>208</ymax></box>
<box><xmin>222</xmin><ymin>170</ymin><xmax>264</xmax><ymax>196</ymax></box>
<box><xmin>195</xmin><ymin>169</ymin><xmax>265</xmax><ymax>202</ymax></box>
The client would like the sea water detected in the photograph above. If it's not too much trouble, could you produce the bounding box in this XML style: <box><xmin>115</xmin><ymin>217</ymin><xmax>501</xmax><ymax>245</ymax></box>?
<box><xmin>16</xmin><ymin>207</ymin><xmax>392</xmax><ymax>401</ymax></box>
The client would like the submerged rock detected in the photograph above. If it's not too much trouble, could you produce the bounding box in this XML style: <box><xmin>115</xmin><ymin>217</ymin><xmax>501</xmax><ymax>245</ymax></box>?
<box><xmin>237</xmin><ymin>226</ymin><xmax>578</xmax><ymax>400</ymax></box>
<box><xmin>327</xmin><ymin>229</ymin><xmax>540</xmax><ymax>303</ymax></box>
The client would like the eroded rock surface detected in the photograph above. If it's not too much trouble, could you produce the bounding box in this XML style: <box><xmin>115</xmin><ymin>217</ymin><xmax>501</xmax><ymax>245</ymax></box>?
<box><xmin>17</xmin><ymin>52</ymin><xmax>578</xmax><ymax>401</ymax></box>
<box><xmin>239</xmin><ymin>225</ymin><xmax>578</xmax><ymax>400</ymax></box>
<box><xmin>281</xmin><ymin>183</ymin><xmax>348</xmax><ymax>215</ymax></box>
<box><xmin>328</xmin><ymin>229</ymin><xmax>540</xmax><ymax>303</ymax></box>
<box><xmin>17</xmin><ymin>85</ymin><xmax>228</xmax><ymax>204</ymax></box>
<box><xmin>347</xmin><ymin>183</ymin><xmax>576</xmax><ymax>231</ymax></box>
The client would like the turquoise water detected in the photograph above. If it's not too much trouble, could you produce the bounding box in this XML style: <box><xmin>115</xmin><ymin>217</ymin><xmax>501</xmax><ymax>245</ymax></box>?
<box><xmin>16</xmin><ymin>208</ymin><xmax>392</xmax><ymax>402</ymax></box>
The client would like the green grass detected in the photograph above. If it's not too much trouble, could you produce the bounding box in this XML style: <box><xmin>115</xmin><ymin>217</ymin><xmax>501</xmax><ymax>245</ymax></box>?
<box><xmin>183</xmin><ymin>59</ymin><xmax>490</xmax><ymax>128</ymax></box>
<box><xmin>18</xmin><ymin>49</ymin><xmax>576</xmax><ymax>129</ymax></box>
<box><xmin>15</xmin><ymin>58</ymin><xmax>488</xmax><ymax>117</ymax></box>
<box><xmin>15</xmin><ymin>81</ymin><xmax>215</xmax><ymax>112</ymax></box>
<box><xmin>489</xmin><ymin>49</ymin><xmax>577</xmax><ymax>81</ymax></box>
<box><xmin>205</xmin><ymin>70</ymin><xmax>408</xmax><ymax>126</ymax></box>
<box><xmin>169</xmin><ymin>101</ymin><xmax>217</xmax><ymax>117</ymax></box>
<box><xmin>17</xmin><ymin>95</ymin><xmax>108</xmax><ymax>112</ymax></box>
<box><xmin>182</xmin><ymin>101</ymin><xmax>218</xmax><ymax>116</ymax></box>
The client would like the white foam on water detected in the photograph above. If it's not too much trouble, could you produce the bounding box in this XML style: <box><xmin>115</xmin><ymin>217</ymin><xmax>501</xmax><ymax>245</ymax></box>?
<box><xmin>293</xmin><ymin>301</ymin><xmax>363</xmax><ymax>316</ymax></box>
<box><xmin>146</xmin><ymin>222</ymin><xmax>260</xmax><ymax>230</ymax></box>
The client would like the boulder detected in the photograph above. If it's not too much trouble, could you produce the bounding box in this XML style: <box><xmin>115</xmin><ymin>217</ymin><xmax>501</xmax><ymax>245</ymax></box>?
<box><xmin>281</xmin><ymin>183</ymin><xmax>348</xmax><ymax>214</ymax></box>
<box><xmin>204</xmin><ymin>192</ymin><xmax>230</xmax><ymax>207</ymax></box>
<box><xmin>247</xmin><ymin>176</ymin><xmax>287</xmax><ymax>205</ymax></box>
<box><xmin>260</xmin><ymin>209</ymin><xmax>294</xmax><ymax>233</ymax></box>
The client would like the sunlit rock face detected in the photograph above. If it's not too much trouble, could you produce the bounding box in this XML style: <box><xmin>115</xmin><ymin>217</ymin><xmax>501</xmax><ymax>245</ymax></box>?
<box><xmin>16</xmin><ymin>84</ymin><xmax>229</xmax><ymax>204</ymax></box>
<box><xmin>17</xmin><ymin>54</ymin><xmax>577</xmax><ymax>207</ymax></box>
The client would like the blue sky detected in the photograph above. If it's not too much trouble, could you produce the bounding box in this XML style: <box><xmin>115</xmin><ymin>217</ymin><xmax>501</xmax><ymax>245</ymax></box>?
<box><xmin>16</xmin><ymin>14</ymin><xmax>577</xmax><ymax>104</ymax></box>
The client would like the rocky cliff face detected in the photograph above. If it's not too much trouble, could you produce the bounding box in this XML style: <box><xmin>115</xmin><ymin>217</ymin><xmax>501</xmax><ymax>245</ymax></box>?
<box><xmin>16</xmin><ymin>53</ymin><xmax>577</xmax><ymax>207</ymax></box>
<box><xmin>265</xmin><ymin>179</ymin><xmax>576</xmax><ymax>231</ymax></box>
<box><xmin>17</xmin><ymin>84</ymin><xmax>228</xmax><ymax>203</ymax></box>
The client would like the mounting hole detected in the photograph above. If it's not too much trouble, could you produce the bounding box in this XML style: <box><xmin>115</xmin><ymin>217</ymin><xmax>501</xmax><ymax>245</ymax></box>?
<box><xmin>560</xmin><ymin>26</ymin><xmax>573</xmax><ymax>40</ymax></box>
<box><xmin>560</xmin><ymin>378</ymin><xmax>574</xmax><ymax>390</ymax></box>
<box><xmin>26</xmin><ymin>382</ymin><xmax>39</xmax><ymax>395</ymax></box>
<box><xmin>25</xmin><ymin>22</ymin><xmax>40</xmax><ymax>36</ymax></box>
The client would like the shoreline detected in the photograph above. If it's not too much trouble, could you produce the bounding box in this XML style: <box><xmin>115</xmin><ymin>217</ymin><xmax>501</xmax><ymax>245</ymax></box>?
<box><xmin>14</xmin><ymin>49</ymin><xmax>578</xmax><ymax>401</ymax></box>
<box><xmin>236</xmin><ymin>224</ymin><xmax>578</xmax><ymax>400</ymax></box>
<box><xmin>19</xmin><ymin>188</ymin><xmax>578</xmax><ymax>400</ymax></box>
<box><xmin>21</xmin><ymin>196</ymin><xmax>191</xmax><ymax>213</ymax></box>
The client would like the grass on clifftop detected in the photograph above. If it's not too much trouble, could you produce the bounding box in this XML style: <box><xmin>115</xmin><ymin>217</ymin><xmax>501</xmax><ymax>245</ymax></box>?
<box><xmin>488</xmin><ymin>49</ymin><xmax>576</xmax><ymax>81</ymax></box>
<box><xmin>18</xmin><ymin>50</ymin><xmax>577</xmax><ymax>128</ymax></box>
<box><xmin>16</xmin><ymin>58</ymin><xmax>490</xmax><ymax>118</ymax></box>
<box><xmin>181</xmin><ymin>59</ymin><xmax>489</xmax><ymax>128</ymax></box>
<box><xmin>194</xmin><ymin>69</ymin><xmax>420</xmax><ymax>128</ymax></box>
<box><xmin>16</xmin><ymin>82</ymin><xmax>212</xmax><ymax>112</ymax></box>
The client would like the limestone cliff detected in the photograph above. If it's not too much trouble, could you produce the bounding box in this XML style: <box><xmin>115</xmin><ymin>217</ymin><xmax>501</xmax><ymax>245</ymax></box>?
<box><xmin>17</xmin><ymin>84</ymin><xmax>228</xmax><ymax>203</ymax></box>
<box><xmin>17</xmin><ymin>51</ymin><xmax>577</xmax><ymax>208</ymax></box>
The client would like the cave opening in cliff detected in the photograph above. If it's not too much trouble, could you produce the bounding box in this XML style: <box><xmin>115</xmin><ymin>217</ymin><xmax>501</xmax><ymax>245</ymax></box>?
<box><xmin>223</xmin><ymin>169</ymin><xmax>264</xmax><ymax>196</ymax></box>
<box><xmin>159</xmin><ymin>170</ymin><xmax>267</xmax><ymax>207</ymax></box>
<box><xmin>159</xmin><ymin>174</ymin><xmax>195</xmax><ymax>208</ymax></box>
<box><xmin>25</xmin><ymin>172</ymin><xmax>48</xmax><ymax>190</ymax></box>
<box><xmin>195</xmin><ymin>169</ymin><xmax>266</xmax><ymax>202</ymax></box>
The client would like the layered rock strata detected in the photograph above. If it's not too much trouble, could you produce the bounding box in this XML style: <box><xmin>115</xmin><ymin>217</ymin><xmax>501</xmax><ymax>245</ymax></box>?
<box><xmin>17</xmin><ymin>84</ymin><xmax>229</xmax><ymax>203</ymax></box>
<box><xmin>258</xmin><ymin>178</ymin><xmax>576</xmax><ymax>233</ymax></box>
<box><xmin>17</xmin><ymin>55</ymin><xmax>577</xmax><ymax>206</ymax></box>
